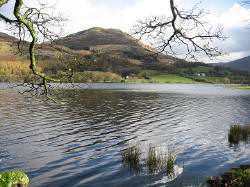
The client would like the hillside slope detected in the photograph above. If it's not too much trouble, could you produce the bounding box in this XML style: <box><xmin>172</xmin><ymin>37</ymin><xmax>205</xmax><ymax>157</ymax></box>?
<box><xmin>53</xmin><ymin>27</ymin><xmax>175</xmax><ymax>64</ymax></box>
<box><xmin>54</xmin><ymin>27</ymin><xmax>153</xmax><ymax>50</ymax></box>
<box><xmin>0</xmin><ymin>27</ymin><xmax>176</xmax><ymax>67</ymax></box>
<box><xmin>212</xmin><ymin>56</ymin><xmax>250</xmax><ymax>72</ymax></box>
<box><xmin>2</xmin><ymin>28</ymin><xmax>249</xmax><ymax>84</ymax></box>
<box><xmin>0</xmin><ymin>28</ymin><xmax>176</xmax><ymax>82</ymax></box>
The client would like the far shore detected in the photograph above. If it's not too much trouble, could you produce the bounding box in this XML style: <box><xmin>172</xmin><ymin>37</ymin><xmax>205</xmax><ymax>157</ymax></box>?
<box><xmin>227</xmin><ymin>85</ymin><xmax>250</xmax><ymax>90</ymax></box>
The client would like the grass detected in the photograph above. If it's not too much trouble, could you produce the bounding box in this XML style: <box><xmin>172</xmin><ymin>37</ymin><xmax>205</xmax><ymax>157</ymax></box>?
<box><xmin>207</xmin><ymin>165</ymin><xmax>250</xmax><ymax>187</ymax></box>
<box><xmin>180</xmin><ymin>66</ymin><xmax>213</xmax><ymax>74</ymax></box>
<box><xmin>126</xmin><ymin>74</ymin><xmax>195</xmax><ymax>84</ymax></box>
<box><xmin>201</xmin><ymin>76</ymin><xmax>223</xmax><ymax>83</ymax></box>
<box><xmin>191</xmin><ymin>66</ymin><xmax>213</xmax><ymax>73</ymax></box>
<box><xmin>228</xmin><ymin>86</ymin><xmax>250</xmax><ymax>90</ymax></box>
<box><xmin>228</xmin><ymin>124</ymin><xmax>250</xmax><ymax>145</ymax></box>
<box><xmin>145</xmin><ymin>145</ymin><xmax>176</xmax><ymax>175</ymax></box>
<box><xmin>152</xmin><ymin>75</ymin><xmax>195</xmax><ymax>83</ymax></box>
<box><xmin>190</xmin><ymin>76</ymin><xmax>225</xmax><ymax>84</ymax></box>
<box><xmin>72</xmin><ymin>71</ymin><xmax>122</xmax><ymax>83</ymax></box>
<box><xmin>166</xmin><ymin>150</ymin><xmax>175</xmax><ymax>176</ymax></box>
<box><xmin>146</xmin><ymin>144</ymin><xmax>161</xmax><ymax>173</ymax></box>
<box><xmin>121</xmin><ymin>144</ymin><xmax>142</xmax><ymax>173</ymax></box>
<box><xmin>121</xmin><ymin>144</ymin><xmax>176</xmax><ymax>176</ymax></box>
<box><xmin>0</xmin><ymin>60</ymin><xmax>30</xmax><ymax>76</ymax></box>
<box><xmin>126</xmin><ymin>78</ymin><xmax>150</xmax><ymax>83</ymax></box>
<box><xmin>140</xmin><ymin>69</ymin><xmax>159</xmax><ymax>75</ymax></box>
<box><xmin>0</xmin><ymin>170</ymin><xmax>29</xmax><ymax>187</ymax></box>
<box><xmin>126</xmin><ymin>74</ymin><xmax>234</xmax><ymax>84</ymax></box>
<box><xmin>121</xmin><ymin>145</ymin><xmax>141</xmax><ymax>165</ymax></box>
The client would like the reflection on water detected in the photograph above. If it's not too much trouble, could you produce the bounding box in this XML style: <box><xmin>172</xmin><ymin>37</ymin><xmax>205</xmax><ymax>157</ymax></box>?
<box><xmin>0</xmin><ymin>83</ymin><xmax>250</xmax><ymax>187</ymax></box>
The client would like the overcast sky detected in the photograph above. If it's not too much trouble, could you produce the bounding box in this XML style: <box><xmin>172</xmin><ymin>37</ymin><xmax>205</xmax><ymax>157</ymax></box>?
<box><xmin>0</xmin><ymin>0</ymin><xmax>250</xmax><ymax>63</ymax></box>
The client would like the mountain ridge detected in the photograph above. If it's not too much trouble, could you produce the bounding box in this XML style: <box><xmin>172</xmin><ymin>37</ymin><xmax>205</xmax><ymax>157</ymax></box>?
<box><xmin>1</xmin><ymin>28</ymin><xmax>250</xmax><ymax>84</ymax></box>
<box><xmin>212</xmin><ymin>56</ymin><xmax>250</xmax><ymax>72</ymax></box>
<box><xmin>0</xmin><ymin>28</ymin><xmax>176</xmax><ymax>65</ymax></box>
<box><xmin>53</xmin><ymin>27</ymin><xmax>156</xmax><ymax>51</ymax></box>
<box><xmin>53</xmin><ymin>27</ymin><xmax>176</xmax><ymax>65</ymax></box>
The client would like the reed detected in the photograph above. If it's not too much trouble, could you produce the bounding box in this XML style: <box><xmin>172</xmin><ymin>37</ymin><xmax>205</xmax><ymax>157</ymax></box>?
<box><xmin>228</xmin><ymin>124</ymin><xmax>250</xmax><ymax>145</ymax></box>
<box><xmin>145</xmin><ymin>144</ymin><xmax>176</xmax><ymax>176</ymax></box>
<box><xmin>166</xmin><ymin>149</ymin><xmax>175</xmax><ymax>176</ymax></box>
<box><xmin>121</xmin><ymin>143</ymin><xmax>176</xmax><ymax>176</ymax></box>
<box><xmin>146</xmin><ymin>144</ymin><xmax>161</xmax><ymax>173</ymax></box>
<box><xmin>121</xmin><ymin>144</ymin><xmax>141</xmax><ymax>173</ymax></box>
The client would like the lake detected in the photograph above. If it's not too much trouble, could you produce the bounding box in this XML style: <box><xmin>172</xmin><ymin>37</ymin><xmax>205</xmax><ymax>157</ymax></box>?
<box><xmin>0</xmin><ymin>83</ymin><xmax>250</xmax><ymax>186</ymax></box>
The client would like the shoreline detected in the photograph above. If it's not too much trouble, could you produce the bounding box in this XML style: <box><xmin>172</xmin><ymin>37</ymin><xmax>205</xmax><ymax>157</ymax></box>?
<box><xmin>1</xmin><ymin>80</ymin><xmax>249</xmax><ymax>85</ymax></box>
<box><xmin>207</xmin><ymin>165</ymin><xmax>250</xmax><ymax>186</ymax></box>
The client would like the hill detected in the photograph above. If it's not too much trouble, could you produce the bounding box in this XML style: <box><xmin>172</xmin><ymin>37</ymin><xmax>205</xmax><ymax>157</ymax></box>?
<box><xmin>0</xmin><ymin>28</ymin><xmax>176</xmax><ymax>82</ymax></box>
<box><xmin>1</xmin><ymin>28</ymin><xmax>250</xmax><ymax>84</ymax></box>
<box><xmin>212</xmin><ymin>56</ymin><xmax>250</xmax><ymax>72</ymax></box>
<box><xmin>54</xmin><ymin>27</ymin><xmax>148</xmax><ymax>49</ymax></box>
<box><xmin>53</xmin><ymin>27</ymin><xmax>175</xmax><ymax>64</ymax></box>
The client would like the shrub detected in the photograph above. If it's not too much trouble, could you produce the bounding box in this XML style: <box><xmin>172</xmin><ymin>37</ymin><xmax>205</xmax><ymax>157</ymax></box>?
<box><xmin>207</xmin><ymin>165</ymin><xmax>250</xmax><ymax>187</ymax></box>
<box><xmin>0</xmin><ymin>170</ymin><xmax>29</xmax><ymax>187</ymax></box>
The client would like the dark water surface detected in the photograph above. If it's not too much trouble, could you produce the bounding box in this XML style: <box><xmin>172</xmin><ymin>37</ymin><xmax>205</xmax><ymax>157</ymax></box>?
<box><xmin>0</xmin><ymin>83</ymin><xmax>250</xmax><ymax>186</ymax></box>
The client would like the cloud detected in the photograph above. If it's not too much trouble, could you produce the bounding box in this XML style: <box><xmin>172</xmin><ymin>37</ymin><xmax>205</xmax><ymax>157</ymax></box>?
<box><xmin>223</xmin><ymin>28</ymin><xmax>250</xmax><ymax>53</ymax></box>
<box><xmin>205</xmin><ymin>3</ymin><xmax>250</xmax><ymax>62</ymax></box>
<box><xmin>51</xmin><ymin>0</ymin><xmax>175</xmax><ymax>34</ymax></box>
<box><xmin>187</xmin><ymin>2</ymin><xmax>250</xmax><ymax>63</ymax></box>
<box><xmin>1</xmin><ymin>0</ymin><xmax>250</xmax><ymax>62</ymax></box>
<box><xmin>219</xmin><ymin>4</ymin><xmax>250</xmax><ymax>29</ymax></box>
<box><xmin>54</xmin><ymin>0</ymin><xmax>250</xmax><ymax>62</ymax></box>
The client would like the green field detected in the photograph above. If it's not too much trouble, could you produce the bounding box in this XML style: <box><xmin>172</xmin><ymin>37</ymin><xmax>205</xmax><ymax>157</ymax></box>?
<box><xmin>194</xmin><ymin>76</ymin><xmax>223</xmax><ymax>83</ymax></box>
<box><xmin>190</xmin><ymin>66</ymin><xmax>213</xmax><ymax>73</ymax></box>
<box><xmin>228</xmin><ymin>86</ymin><xmax>250</xmax><ymax>90</ymax></box>
<box><xmin>127</xmin><ymin>74</ymin><xmax>195</xmax><ymax>83</ymax></box>
<box><xmin>126</xmin><ymin>78</ymin><xmax>150</xmax><ymax>83</ymax></box>
<box><xmin>152</xmin><ymin>75</ymin><xmax>195</xmax><ymax>83</ymax></box>
<box><xmin>140</xmin><ymin>70</ymin><xmax>159</xmax><ymax>74</ymax></box>
<box><xmin>180</xmin><ymin>66</ymin><xmax>213</xmax><ymax>74</ymax></box>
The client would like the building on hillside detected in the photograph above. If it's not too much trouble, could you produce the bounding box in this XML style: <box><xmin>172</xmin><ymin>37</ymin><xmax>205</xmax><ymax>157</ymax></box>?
<box><xmin>194</xmin><ymin>72</ymin><xmax>201</xmax><ymax>76</ymax></box>
<box><xmin>201</xmin><ymin>73</ymin><xmax>206</xmax><ymax>77</ymax></box>
<box><xmin>193</xmin><ymin>72</ymin><xmax>206</xmax><ymax>77</ymax></box>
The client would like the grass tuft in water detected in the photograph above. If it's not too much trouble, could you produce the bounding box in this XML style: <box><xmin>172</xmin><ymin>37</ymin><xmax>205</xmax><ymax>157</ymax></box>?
<box><xmin>121</xmin><ymin>143</ymin><xmax>176</xmax><ymax>176</ymax></box>
<box><xmin>145</xmin><ymin>144</ymin><xmax>176</xmax><ymax>176</ymax></box>
<box><xmin>166</xmin><ymin>149</ymin><xmax>176</xmax><ymax>176</ymax></box>
<box><xmin>146</xmin><ymin>144</ymin><xmax>161</xmax><ymax>174</ymax></box>
<box><xmin>121</xmin><ymin>144</ymin><xmax>141</xmax><ymax>173</ymax></box>
<box><xmin>228</xmin><ymin>124</ymin><xmax>250</xmax><ymax>145</ymax></box>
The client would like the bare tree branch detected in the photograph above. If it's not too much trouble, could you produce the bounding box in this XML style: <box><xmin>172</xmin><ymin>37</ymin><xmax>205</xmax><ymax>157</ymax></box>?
<box><xmin>132</xmin><ymin>0</ymin><xmax>226</xmax><ymax>60</ymax></box>
<box><xmin>0</xmin><ymin>0</ymin><xmax>67</xmax><ymax>103</ymax></box>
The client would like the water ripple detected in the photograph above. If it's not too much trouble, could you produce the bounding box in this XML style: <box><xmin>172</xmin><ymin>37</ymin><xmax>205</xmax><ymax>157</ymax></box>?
<box><xmin>0</xmin><ymin>83</ymin><xmax>250</xmax><ymax>186</ymax></box>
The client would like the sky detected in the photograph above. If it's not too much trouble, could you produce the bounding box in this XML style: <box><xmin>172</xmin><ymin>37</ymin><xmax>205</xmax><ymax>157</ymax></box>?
<box><xmin>0</xmin><ymin>0</ymin><xmax>250</xmax><ymax>63</ymax></box>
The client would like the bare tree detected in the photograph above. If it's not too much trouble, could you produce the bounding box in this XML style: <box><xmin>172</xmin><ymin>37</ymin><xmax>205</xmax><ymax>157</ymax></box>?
<box><xmin>132</xmin><ymin>0</ymin><xmax>226</xmax><ymax>60</ymax></box>
<box><xmin>0</xmin><ymin>0</ymin><xmax>67</xmax><ymax>103</ymax></box>
<box><xmin>0</xmin><ymin>0</ymin><xmax>227</xmax><ymax>102</ymax></box>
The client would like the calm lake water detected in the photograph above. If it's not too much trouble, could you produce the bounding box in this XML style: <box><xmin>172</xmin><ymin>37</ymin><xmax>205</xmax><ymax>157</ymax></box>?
<box><xmin>0</xmin><ymin>83</ymin><xmax>250</xmax><ymax>186</ymax></box>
